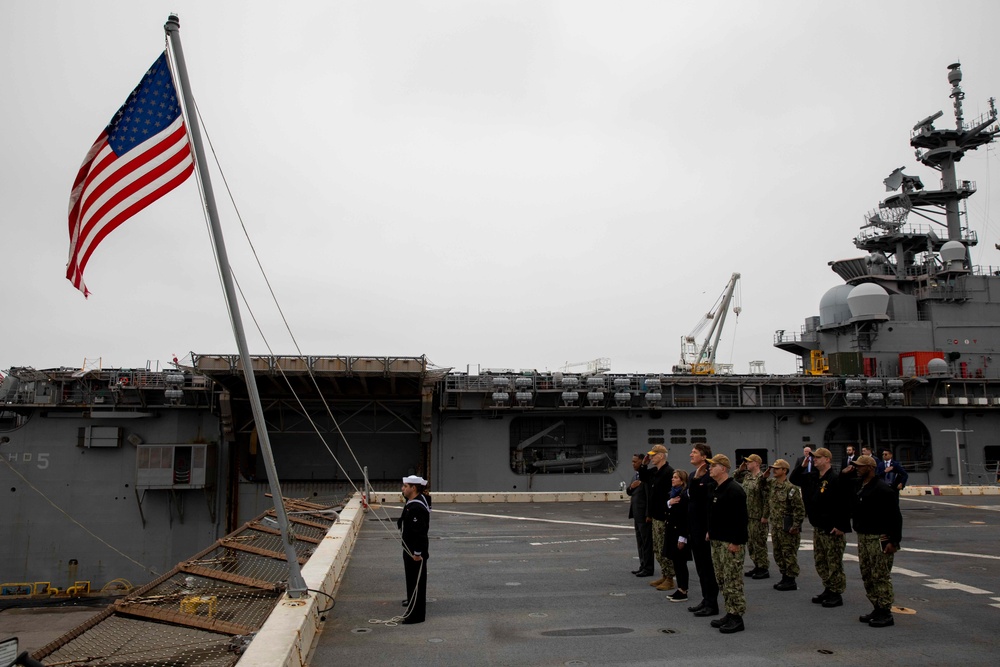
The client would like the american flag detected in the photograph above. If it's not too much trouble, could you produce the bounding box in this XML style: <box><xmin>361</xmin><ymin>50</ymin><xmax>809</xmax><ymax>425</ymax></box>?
<box><xmin>66</xmin><ymin>51</ymin><xmax>194</xmax><ymax>297</ymax></box>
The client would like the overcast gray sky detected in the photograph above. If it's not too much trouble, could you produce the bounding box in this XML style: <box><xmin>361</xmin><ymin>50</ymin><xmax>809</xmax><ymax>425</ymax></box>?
<box><xmin>4</xmin><ymin>1</ymin><xmax>1000</xmax><ymax>376</ymax></box>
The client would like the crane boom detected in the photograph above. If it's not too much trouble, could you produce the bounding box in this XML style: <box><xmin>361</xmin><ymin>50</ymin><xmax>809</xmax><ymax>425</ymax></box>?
<box><xmin>674</xmin><ymin>272</ymin><xmax>741</xmax><ymax>375</ymax></box>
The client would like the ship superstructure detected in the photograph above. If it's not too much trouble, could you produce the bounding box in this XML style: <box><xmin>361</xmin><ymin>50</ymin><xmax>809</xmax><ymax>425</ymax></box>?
<box><xmin>778</xmin><ymin>63</ymin><xmax>1000</xmax><ymax>381</ymax></box>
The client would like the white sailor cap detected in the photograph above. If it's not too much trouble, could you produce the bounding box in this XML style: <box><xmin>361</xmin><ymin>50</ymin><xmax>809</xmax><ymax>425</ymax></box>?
<box><xmin>402</xmin><ymin>475</ymin><xmax>427</xmax><ymax>485</ymax></box>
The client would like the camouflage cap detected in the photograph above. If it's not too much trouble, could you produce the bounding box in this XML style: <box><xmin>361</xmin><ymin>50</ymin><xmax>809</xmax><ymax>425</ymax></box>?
<box><xmin>770</xmin><ymin>458</ymin><xmax>791</xmax><ymax>470</ymax></box>
<box><xmin>853</xmin><ymin>454</ymin><xmax>877</xmax><ymax>468</ymax></box>
<box><xmin>706</xmin><ymin>454</ymin><xmax>732</xmax><ymax>468</ymax></box>
<box><xmin>744</xmin><ymin>454</ymin><xmax>762</xmax><ymax>463</ymax></box>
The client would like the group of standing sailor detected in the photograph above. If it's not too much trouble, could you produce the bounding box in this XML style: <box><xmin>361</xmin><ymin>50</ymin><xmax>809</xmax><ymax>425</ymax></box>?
<box><xmin>788</xmin><ymin>446</ymin><xmax>904</xmax><ymax>626</ymax></box>
<box><xmin>629</xmin><ymin>444</ymin><xmax>748</xmax><ymax>633</ymax></box>
<box><xmin>628</xmin><ymin>443</ymin><xmax>904</xmax><ymax>632</ymax></box>
<box><xmin>391</xmin><ymin>443</ymin><xmax>902</xmax><ymax>630</ymax></box>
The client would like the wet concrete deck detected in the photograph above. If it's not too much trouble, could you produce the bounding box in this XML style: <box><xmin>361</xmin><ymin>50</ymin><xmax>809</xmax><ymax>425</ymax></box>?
<box><xmin>312</xmin><ymin>495</ymin><xmax>1000</xmax><ymax>666</ymax></box>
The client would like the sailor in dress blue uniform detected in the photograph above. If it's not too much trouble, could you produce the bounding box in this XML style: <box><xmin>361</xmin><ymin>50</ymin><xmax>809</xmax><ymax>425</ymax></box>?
<box><xmin>397</xmin><ymin>475</ymin><xmax>431</xmax><ymax>624</ymax></box>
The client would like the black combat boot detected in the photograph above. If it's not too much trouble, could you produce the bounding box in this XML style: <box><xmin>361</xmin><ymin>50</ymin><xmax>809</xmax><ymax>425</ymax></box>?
<box><xmin>719</xmin><ymin>614</ymin><xmax>745</xmax><ymax>634</ymax></box>
<box><xmin>859</xmin><ymin>607</ymin><xmax>877</xmax><ymax>623</ymax></box>
<box><xmin>821</xmin><ymin>592</ymin><xmax>844</xmax><ymax>608</ymax></box>
<box><xmin>744</xmin><ymin>567</ymin><xmax>757</xmax><ymax>577</ymax></box>
<box><xmin>693</xmin><ymin>604</ymin><xmax>720</xmax><ymax>617</ymax></box>
<box><xmin>751</xmin><ymin>568</ymin><xmax>770</xmax><ymax>580</ymax></box>
<box><xmin>710</xmin><ymin>613</ymin><xmax>732</xmax><ymax>628</ymax></box>
<box><xmin>774</xmin><ymin>576</ymin><xmax>797</xmax><ymax>591</ymax></box>
<box><xmin>868</xmin><ymin>607</ymin><xmax>894</xmax><ymax>627</ymax></box>
<box><xmin>811</xmin><ymin>588</ymin><xmax>831</xmax><ymax>604</ymax></box>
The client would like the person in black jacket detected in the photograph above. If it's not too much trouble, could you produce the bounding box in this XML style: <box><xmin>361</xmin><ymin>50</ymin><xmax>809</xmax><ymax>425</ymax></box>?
<box><xmin>706</xmin><ymin>454</ymin><xmax>748</xmax><ymax>633</ymax></box>
<box><xmin>645</xmin><ymin>444</ymin><xmax>676</xmax><ymax>591</ymax></box>
<box><xmin>626</xmin><ymin>453</ymin><xmax>654</xmax><ymax>576</ymax></box>
<box><xmin>398</xmin><ymin>475</ymin><xmax>431</xmax><ymax>624</ymax></box>
<box><xmin>663</xmin><ymin>469</ymin><xmax>692</xmax><ymax>602</ymax></box>
<box><xmin>686</xmin><ymin>444</ymin><xmax>719</xmax><ymax>618</ymax></box>
<box><xmin>790</xmin><ymin>447</ymin><xmax>852</xmax><ymax>608</ymax></box>
<box><xmin>851</xmin><ymin>455</ymin><xmax>903</xmax><ymax>628</ymax></box>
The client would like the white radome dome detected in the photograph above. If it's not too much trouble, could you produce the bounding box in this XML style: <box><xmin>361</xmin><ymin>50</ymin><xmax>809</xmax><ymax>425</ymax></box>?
<box><xmin>940</xmin><ymin>240</ymin><xmax>966</xmax><ymax>264</ymax></box>
<box><xmin>847</xmin><ymin>283</ymin><xmax>889</xmax><ymax>319</ymax></box>
<box><xmin>926</xmin><ymin>358</ymin><xmax>949</xmax><ymax>376</ymax></box>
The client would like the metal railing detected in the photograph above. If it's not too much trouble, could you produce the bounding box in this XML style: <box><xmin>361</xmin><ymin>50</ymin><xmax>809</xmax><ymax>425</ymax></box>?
<box><xmin>854</xmin><ymin>221</ymin><xmax>977</xmax><ymax>245</ymax></box>
<box><xmin>0</xmin><ymin>367</ymin><xmax>212</xmax><ymax>407</ymax></box>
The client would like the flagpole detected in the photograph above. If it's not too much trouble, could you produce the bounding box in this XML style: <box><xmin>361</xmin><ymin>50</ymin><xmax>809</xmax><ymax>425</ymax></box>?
<box><xmin>164</xmin><ymin>14</ymin><xmax>307</xmax><ymax>598</ymax></box>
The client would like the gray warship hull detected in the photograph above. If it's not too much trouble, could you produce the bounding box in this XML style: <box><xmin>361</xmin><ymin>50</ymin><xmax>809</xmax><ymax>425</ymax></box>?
<box><xmin>1</xmin><ymin>358</ymin><xmax>997</xmax><ymax>590</ymax></box>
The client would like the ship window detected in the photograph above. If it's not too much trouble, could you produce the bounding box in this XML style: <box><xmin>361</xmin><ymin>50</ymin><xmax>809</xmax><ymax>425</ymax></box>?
<box><xmin>648</xmin><ymin>437</ymin><xmax>665</xmax><ymax>445</ymax></box>
<box><xmin>691</xmin><ymin>436</ymin><xmax>707</xmax><ymax>444</ymax></box>
<box><xmin>670</xmin><ymin>436</ymin><xmax>687</xmax><ymax>445</ymax></box>
<box><xmin>670</xmin><ymin>428</ymin><xmax>686</xmax><ymax>436</ymax></box>
<box><xmin>648</xmin><ymin>429</ymin><xmax>665</xmax><ymax>436</ymax></box>
<box><xmin>691</xmin><ymin>429</ymin><xmax>707</xmax><ymax>436</ymax></box>
<box><xmin>802</xmin><ymin>436</ymin><xmax>812</xmax><ymax>442</ymax></box>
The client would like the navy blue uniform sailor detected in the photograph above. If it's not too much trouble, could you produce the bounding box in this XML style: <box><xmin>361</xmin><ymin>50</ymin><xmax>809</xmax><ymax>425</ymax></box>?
<box><xmin>397</xmin><ymin>475</ymin><xmax>431</xmax><ymax>624</ymax></box>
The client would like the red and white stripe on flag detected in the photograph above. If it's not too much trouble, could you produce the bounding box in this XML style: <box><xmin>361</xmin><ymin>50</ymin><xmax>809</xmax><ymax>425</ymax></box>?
<box><xmin>66</xmin><ymin>51</ymin><xmax>194</xmax><ymax>297</ymax></box>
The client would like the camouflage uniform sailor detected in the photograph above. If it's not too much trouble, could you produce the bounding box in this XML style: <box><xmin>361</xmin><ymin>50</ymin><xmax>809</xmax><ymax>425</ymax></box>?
<box><xmin>790</xmin><ymin>447</ymin><xmax>852</xmax><ymax>608</ymax></box>
<box><xmin>734</xmin><ymin>454</ymin><xmax>769</xmax><ymax>579</ymax></box>
<box><xmin>705</xmin><ymin>454</ymin><xmax>749</xmax><ymax>634</ymax></box>
<box><xmin>851</xmin><ymin>455</ymin><xmax>903</xmax><ymax>628</ymax></box>
<box><xmin>762</xmin><ymin>459</ymin><xmax>805</xmax><ymax>591</ymax></box>
<box><xmin>644</xmin><ymin>445</ymin><xmax>677</xmax><ymax>590</ymax></box>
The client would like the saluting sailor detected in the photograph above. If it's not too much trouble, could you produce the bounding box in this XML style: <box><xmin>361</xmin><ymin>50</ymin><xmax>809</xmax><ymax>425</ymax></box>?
<box><xmin>398</xmin><ymin>475</ymin><xmax>431</xmax><ymax>624</ymax></box>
